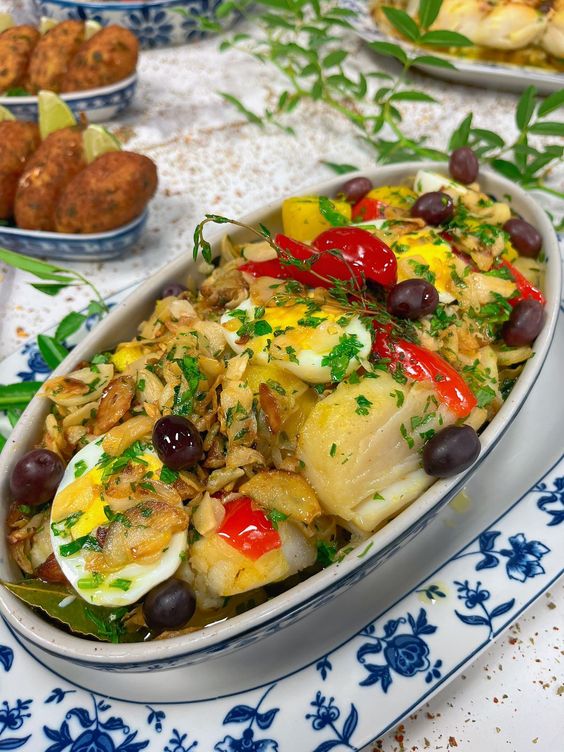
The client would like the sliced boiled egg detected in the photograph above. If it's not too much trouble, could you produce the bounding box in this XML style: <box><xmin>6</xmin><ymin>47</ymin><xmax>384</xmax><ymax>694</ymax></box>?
<box><xmin>221</xmin><ymin>297</ymin><xmax>372</xmax><ymax>384</ymax></box>
<box><xmin>414</xmin><ymin>169</ymin><xmax>468</xmax><ymax>200</ymax></box>
<box><xmin>50</xmin><ymin>439</ymin><xmax>188</xmax><ymax>607</ymax></box>
<box><xmin>391</xmin><ymin>229</ymin><xmax>457</xmax><ymax>303</ymax></box>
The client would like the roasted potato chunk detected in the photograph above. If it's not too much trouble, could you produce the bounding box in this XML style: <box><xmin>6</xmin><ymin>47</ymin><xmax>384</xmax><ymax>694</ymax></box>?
<box><xmin>15</xmin><ymin>126</ymin><xmax>86</xmax><ymax>231</ymax></box>
<box><xmin>26</xmin><ymin>20</ymin><xmax>85</xmax><ymax>93</ymax></box>
<box><xmin>55</xmin><ymin>151</ymin><xmax>158</xmax><ymax>233</ymax></box>
<box><xmin>0</xmin><ymin>25</ymin><xmax>39</xmax><ymax>92</ymax></box>
<box><xmin>0</xmin><ymin>121</ymin><xmax>40</xmax><ymax>219</ymax></box>
<box><xmin>61</xmin><ymin>26</ymin><xmax>138</xmax><ymax>92</ymax></box>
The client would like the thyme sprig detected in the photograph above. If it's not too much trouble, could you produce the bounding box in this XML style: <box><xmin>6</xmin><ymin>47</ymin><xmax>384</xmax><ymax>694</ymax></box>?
<box><xmin>217</xmin><ymin>0</ymin><xmax>564</xmax><ymax>200</ymax></box>
<box><xmin>193</xmin><ymin>213</ymin><xmax>416</xmax><ymax>341</ymax></box>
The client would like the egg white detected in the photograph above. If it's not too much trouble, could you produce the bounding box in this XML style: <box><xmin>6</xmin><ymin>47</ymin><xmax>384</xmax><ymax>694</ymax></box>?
<box><xmin>221</xmin><ymin>298</ymin><xmax>372</xmax><ymax>383</ymax></box>
<box><xmin>414</xmin><ymin>170</ymin><xmax>468</xmax><ymax>200</ymax></box>
<box><xmin>51</xmin><ymin>439</ymin><xmax>186</xmax><ymax>607</ymax></box>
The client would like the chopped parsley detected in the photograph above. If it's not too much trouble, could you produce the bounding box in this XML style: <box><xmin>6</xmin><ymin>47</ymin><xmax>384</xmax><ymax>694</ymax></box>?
<box><xmin>390</xmin><ymin>389</ymin><xmax>404</xmax><ymax>408</ymax></box>
<box><xmin>104</xmin><ymin>505</ymin><xmax>132</xmax><ymax>527</ymax></box>
<box><xmin>321</xmin><ymin>334</ymin><xmax>364</xmax><ymax>381</ymax></box>
<box><xmin>51</xmin><ymin>511</ymin><xmax>84</xmax><ymax>537</ymax></box>
<box><xmin>74</xmin><ymin>460</ymin><xmax>88</xmax><ymax>478</ymax></box>
<box><xmin>266</xmin><ymin>508</ymin><xmax>289</xmax><ymax>529</ymax></box>
<box><xmin>110</xmin><ymin>578</ymin><xmax>132</xmax><ymax>591</ymax></box>
<box><xmin>355</xmin><ymin>394</ymin><xmax>373</xmax><ymax>416</ymax></box>
<box><xmin>329</xmin><ymin>443</ymin><xmax>337</xmax><ymax>457</ymax></box>
<box><xmin>285</xmin><ymin>346</ymin><xmax>299</xmax><ymax>364</ymax></box>
<box><xmin>316</xmin><ymin>540</ymin><xmax>337</xmax><ymax>567</ymax></box>
<box><xmin>160</xmin><ymin>466</ymin><xmax>179</xmax><ymax>484</ymax></box>
<box><xmin>59</xmin><ymin>535</ymin><xmax>102</xmax><ymax>557</ymax></box>
<box><xmin>399</xmin><ymin>423</ymin><xmax>415</xmax><ymax>449</ymax></box>
<box><xmin>408</xmin><ymin>260</ymin><xmax>436</xmax><ymax>285</ymax></box>
<box><xmin>428</xmin><ymin>305</ymin><xmax>457</xmax><ymax>336</ymax></box>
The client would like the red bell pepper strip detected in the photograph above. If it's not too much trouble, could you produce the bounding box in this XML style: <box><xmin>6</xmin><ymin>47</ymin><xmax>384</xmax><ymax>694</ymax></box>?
<box><xmin>372</xmin><ymin>325</ymin><xmax>477</xmax><ymax>417</ymax></box>
<box><xmin>313</xmin><ymin>227</ymin><xmax>397</xmax><ymax>288</ymax></box>
<box><xmin>217</xmin><ymin>497</ymin><xmax>281</xmax><ymax>561</ymax></box>
<box><xmin>351</xmin><ymin>197</ymin><xmax>386</xmax><ymax>222</ymax></box>
<box><xmin>495</xmin><ymin>259</ymin><xmax>545</xmax><ymax>307</ymax></box>
<box><xmin>239</xmin><ymin>228</ymin><xmax>397</xmax><ymax>289</ymax></box>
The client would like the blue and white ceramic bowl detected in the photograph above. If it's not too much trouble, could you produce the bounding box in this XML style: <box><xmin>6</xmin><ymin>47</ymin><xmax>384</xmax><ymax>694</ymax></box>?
<box><xmin>33</xmin><ymin>0</ymin><xmax>236</xmax><ymax>48</ymax></box>
<box><xmin>0</xmin><ymin>163</ymin><xmax>559</xmax><ymax>672</ymax></box>
<box><xmin>0</xmin><ymin>210</ymin><xmax>148</xmax><ymax>262</ymax></box>
<box><xmin>0</xmin><ymin>73</ymin><xmax>137</xmax><ymax>123</ymax></box>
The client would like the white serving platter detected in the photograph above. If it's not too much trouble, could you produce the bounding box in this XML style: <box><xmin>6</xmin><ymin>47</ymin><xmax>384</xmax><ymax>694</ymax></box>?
<box><xmin>342</xmin><ymin>0</ymin><xmax>564</xmax><ymax>95</ymax></box>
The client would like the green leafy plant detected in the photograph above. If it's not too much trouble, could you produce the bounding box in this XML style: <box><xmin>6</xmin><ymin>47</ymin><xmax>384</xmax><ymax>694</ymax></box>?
<box><xmin>0</xmin><ymin>248</ymin><xmax>109</xmax><ymax>447</ymax></box>
<box><xmin>217</xmin><ymin>0</ymin><xmax>564</xmax><ymax>199</ymax></box>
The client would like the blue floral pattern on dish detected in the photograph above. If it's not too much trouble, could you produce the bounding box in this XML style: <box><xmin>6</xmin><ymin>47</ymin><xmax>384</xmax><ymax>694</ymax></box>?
<box><xmin>214</xmin><ymin>687</ymin><xmax>279</xmax><ymax>752</ymax></box>
<box><xmin>454</xmin><ymin>580</ymin><xmax>515</xmax><ymax>637</ymax></box>
<box><xmin>36</xmin><ymin>0</ymin><xmax>237</xmax><ymax>49</ymax></box>
<box><xmin>454</xmin><ymin>530</ymin><xmax>550</xmax><ymax>581</ymax></box>
<box><xmin>164</xmin><ymin>729</ymin><xmax>199</xmax><ymax>751</ymax></box>
<box><xmin>306</xmin><ymin>692</ymin><xmax>358</xmax><ymax>751</ymax></box>
<box><xmin>533</xmin><ymin>476</ymin><xmax>564</xmax><ymax>526</ymax></box>
<box><xmin>0</xmin><ymin>698</ymin><xmax>32</xmax><ymax>750</ymax></box>
<box><xmin>356</xmin><ymin>608</ymin><xmax>442</xmax><ymax>692</ymax></box>
<box><xmin>43</xmin><ymin>695</ymin><xmax>149</xmax><ymax>751</ymax></box>
<box><xmin>127</xmin><ymin>9</ymin><xmax>174</xmax><ymax>48</ymax></box>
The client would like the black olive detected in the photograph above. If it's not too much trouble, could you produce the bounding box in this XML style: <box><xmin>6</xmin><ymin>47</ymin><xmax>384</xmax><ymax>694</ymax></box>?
<box><xmin>340</xmin><ymin>176</ymin><xmax>373</xmax><ymax>204</ymax></box>
<box><xmin>152</xmin><ymin>415</ymin><xmax>204</xmax><ymax>471</ymax></box>
<box><xmin>387</xmin><ymin>279</ymin><xmax>439</xmax><ymax>319</ymax></box>
<box><xmin>143</xmin><ymin>579</ymin><xmax>196</xmax><ymax>631</ymax></box>
<box><xmin>449</xmin><ymin>147</ymin><xmax>479</xmax><ymax>184</ymax></box>
<box><xmin>502</xmin><ymin>299</ymin><xmax>544</xmax><ymax>347</ymax></box>
<box><xmin>503</xmin><ymin>218</ymin><xmax>542</xmax><ymax>259</ymax></box>
<box><xmin>411</xmin><ymin>192</ymin><xmax>454</xmax><ymax>226</ymax></box>
<box><xmin>423</xmin><ymin>425</ymin><xmax>480</xmax><ymax>478</ymax></box>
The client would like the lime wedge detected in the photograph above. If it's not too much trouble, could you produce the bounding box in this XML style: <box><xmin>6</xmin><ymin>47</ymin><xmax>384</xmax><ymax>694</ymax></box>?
<box><xmin>82</xmin><ymin>124</ymin><xmax>121</xmax><ymax>163</ymax></box>
<box><xmin>39</xmin><ymin>16</ymin><xmax>59</xmax><ymax>34</ymax></box>
<box><xmin>84</xmin><ymin>20</ymin><xmax>102</xmax><ymax>40</ymax></box>
<box><xmin>0</xmin><ymin>13</ymin><xmax>14</xmax><ymax>33</ymax></box>
<box><xmin>38</xmin><ymin>90</ymin><xmax>77</xmax><ymax>140</ymax></box>
<box><xmin>0</xmin><ymin>105</ymin><xmax>16</xmax><ymax>122</ymax></box>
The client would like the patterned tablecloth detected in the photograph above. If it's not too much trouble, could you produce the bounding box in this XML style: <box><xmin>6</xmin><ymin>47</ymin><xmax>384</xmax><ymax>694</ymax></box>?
<box><xmin>0</xmin><ymin>1</ymin><xmax>562</xmax><ymax>748</ymax></box>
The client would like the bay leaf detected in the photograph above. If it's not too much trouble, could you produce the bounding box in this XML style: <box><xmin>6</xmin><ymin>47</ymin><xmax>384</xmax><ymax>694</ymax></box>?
<box><xmin>2</xmin><ymin>579</ymin><xmax>144</xmax><ymax>643</ymax></box>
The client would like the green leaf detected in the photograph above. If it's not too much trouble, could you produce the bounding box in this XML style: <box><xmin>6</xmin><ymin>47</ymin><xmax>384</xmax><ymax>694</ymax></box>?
<box><xmin>470</xmin><ymin>128</ymin><xmax>505</xmax><ymax>148</ymax></box>
<box><xmin>382</xmin><ymin>7</ymin><xmax>420</xmax><ymax>42</ymax></box>
<box><xmin>37</xmin><ymin>334</ymin><xmax>68</xmax><ymax>370</ymax></box>
<box><xmin>368</xmin><ymin>40</ymin><xmax>408</xmax><ymax>65</ymax></box>
<box><xmin>389</xmin><ymin>90</ymin><xmax>437</xmax><ymax>103</ymax></box>
<box><xmin>54</xmin><ymin>312</ymin><xmax>87</xmax><ymax>343</ymax></box>
<box><xmin>318</xmin><ymin>196</ymin><xmax>350</xmax><ymax>226</ymax></box>
<box><xmin>219</xmin><ymin>92</ymin><xmax>263</xmax><ymax>126</ymax></box>
<box><xmin>322</xmin><ymin>49</ymin><xmax>347</xmax><ymax>68</ymax></box>
<box><xmin>419</xmin><ymin>30</ymin><xmax>473</xmax><ymax>46</ymax></box>
<box><xmin>30</xmin><ymin>283</ymin><xmax>71</xmax><ymax>296</ymax></box>
<box><xmin>6</xmin><ymin>407</ymin><xmax>22</xmax><ymax>428</ymax></box>
<box><xmin>0</xmin><ymin>433</ymin><xmax>6</xmax><ymax>452</ymax></box>
<box><xmin>418</xmin><ymin>0</ymin><xmax>442</xmax><ymax>28</ymax></box>
<box><xmin>516</xmin><ymin>85</ymin><xmax>537</xmax><ymax>130</ymax></box>
<box><xmin>491</xmin><ymin>159</ymin><xmax>522</xmax><ymax>181</ymax></box>
<box><xmin>0</xmin><ymin>247</ymin><xmax>67</xmax><ymax>279</ymax></box>
<box><xmin>528</xmin><ymin>121</ymin><xmax>564</xmax><ymax>137</ymax></box>
<box><xmin>0</xmin><ymin>381</ymin><xmax>41</xmax><ymax>409</ymax></box>
<box><xmin>413</xmin><ymin>54</ymin><xmax>457</xmax><ymax>69</ymax></box>
<box><xmin>449</xmin><ymin>113</ymin><xmax>472</xmax><ymax>150</ymax></box>
<box><xmin>2</xmin><ymin>579</ymin><xmax>142</xmax><ymax>643</ymax></box>
<box><xmin>321</xmin><ymin>161</ymin><xmax>360</xmax><ymax>174</ymax></box>
<box><xmin>537</xmin><ymin>89</ymin><xmax>564</xmax><ymax>117</ymax></box>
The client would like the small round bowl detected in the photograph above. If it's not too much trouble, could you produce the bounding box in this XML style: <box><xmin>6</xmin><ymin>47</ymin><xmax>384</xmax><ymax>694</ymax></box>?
<box><xmin>0</xmin><ymin>73</ymin><xmax>137</xmax><ymax>123</ymax></box>
<box><xmin>0</xmin><ymin>210</ymin><xmax>148</xmax><ymax>262</ymax></box>
<box><xmin>0</xmin><ymin>163</ymin><xmax>560</xmax><ymax>671</ymax></box>
<box><xmin>33</xmin><ymin>0</ymin><xmax>237</xmax><ymax>48</ymax></box>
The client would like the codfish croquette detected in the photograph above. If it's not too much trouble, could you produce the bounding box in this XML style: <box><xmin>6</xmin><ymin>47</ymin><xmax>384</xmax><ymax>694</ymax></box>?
<box><xmin>26</xmin><ymin>20</ymin><xmax>85</xmax><ymax>93</ymax></box>
<box><xmin>55</xmin><ymin>151</ymin><xmax>158</xmax><ymax>234</ymax></box>
<box><xmin>61</xmin><ymin>26</ymin><xmax>139</xmax><ymax>92</ymax></box>
<box><xmin>0</xmin><ymin>121</ymin><xmax>40</xmax><ymax>219</ymax></box>
<box><xmin>15</xmin><ymin>127</ymin><xmax>86</xmax><ymax>231</ymax></box>
<box><xmin>0</xmin><ymin>25</ymin><xmax>39</xmax><ymax>91</ymax></box>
